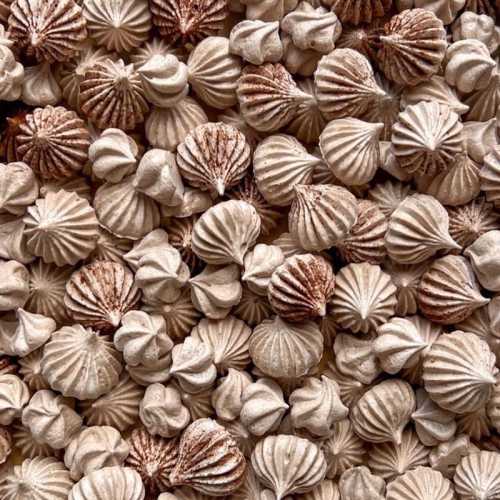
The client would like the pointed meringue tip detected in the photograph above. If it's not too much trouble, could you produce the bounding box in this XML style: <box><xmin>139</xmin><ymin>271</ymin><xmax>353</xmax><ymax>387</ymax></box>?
<box><xmin>392</xmin><ymin>428</ymin><xmax>403</xmax><ymax>446</ymax></box>
<box><xmin>108</xmin><ymin>311</ymin><xmax>122</xmax><ymax>327</ymax></box>
<box><xmin>214</xmin><ymin>178</ymin><xmax>226</xmax><ymax>197</ymax></box>
<box><xmin>481</xmin><ymin>372</ymin><xmax>497</xmax><ymax>385</ymax></box>
<box><xmin>233</xmin><ymin>253</ymin><xmax>245</xmax><ymax>266</ymax></box>
<box><xmin>317</xmin><ymin>302</ymin><xmax>327</xmax><ymax>317</ymax></box>
<box><xmin>380</xmin><ymin>34</ymin><xmax>398</xmax><ymax>46</ymax></box>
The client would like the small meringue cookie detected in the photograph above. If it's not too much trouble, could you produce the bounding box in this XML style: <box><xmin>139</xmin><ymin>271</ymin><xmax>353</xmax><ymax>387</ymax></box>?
<box><xmin>339</xmin><ymin>466</ymin><xmax>385</xmax><ymax>500</ymax></box>
<box><xmin>18</xmin><ymin>348</ymin><xmax>50</xmax><ymax>391</ymax></box>
<box><xmin>240</xmin><ymin>378</ymin><xmax>289</xmax><ymax>436</ymax></box>
<box><xmin>64</xmin><ymin>426</ymin><xmax>129</xmax><ymax>481</ymax></box>
<box><xmin>9</xmin><ymin>308</ymin><xmax>56</xmax><ymax>357</ymax></box>
<box><xmin>452</xmin><ymin>11</ymin><xmax>500</xmax><ymax>53</ymax></box>
<box><xmin>126</xmin><ymin>351</ymin><xmax>172</xmax><ymax>387</ymax></box>
<box><xmin>429</xmin><ymin>435</ymin><xmax>478</xmax><ymax>479</ymax></box>
<box><xmin>242</xmin><ymin>244</ymin><xmax>285</xmax><ymax>296</ymax></box>
<box><xmin>463</xmin><ymin>119</ymin><xmax>499</xmax><ymax>164</ymax></box>
<box><xmin>89</xmin><ymin>128</ymin><xmax>139</xmax><ymax>183</ymax></box>
<box><xmin>138</xmin><ymin>54</ymin><xmax>189</xmax><ymax>108</ymax></box>
<box><xmin>0</xmin><ymin>260</ymin><xmax>29</xmax><ymax>311</ymax></box>
<box><xmin>464</xmin><ymin>230</ymin><xmax>500</xmax><ymax>291</ymax></box>
<box><xmin>139</xmin><ymin>383</ymin><xmax>190</xmax><ymax>437</ymax></box>
<box><xmin>189</xmin><ymin>264</ymin><xmax>242</xmax><ymax>320</ymax></box>
<box><xmin>170</xmin><ymin>336</ymin><xmax>217</xmax><ymax>394</ymax></box>
<box><xmin>0</xmin><ymin>45</ymin><xmax>23</xmax><ymax>101</ymax></box>
<box><xmin>0</xmin><ymin>162</ymin><xmax>39</xmax><ymax>216</ymax></box>
<box><xmin>21</xmin><ymin>62</ymin><xmax>61</xmax><ymax>106</ymax></box>
<box><xmin>282</xmin><ymin>33</ymin><xmax>322</xmax><ymax>76</ymax></box>
<box><xmin>160</xmin><ymin>187</ymin><xmax>213</xmax><ymax>218</ymax></box>
<box><xmin>212</xmin><ymin>368</ymin><xmax>252</xmax><ymax>421</ymax></box>
<box><xmin>241</xmin><ymin>0</ymin><xmax>299</xmax><ymax>21</ymax></box>
<box><xmin>454</xmin><ymin>451</ymin><xmax>500</xmax><ymax>500</ymax></box>
<box><xmin>0</xmin><ymin>216</ymin><xmax>34</xmax><ymax>264</ymax></box>
<box><xmin>114</xmin><ymin>311</ymin><xmax>173</xmax><ymax>367</ymax></box>
<box><xmin>22</xmin><ymin>389</ymin><xmax>82</xmax><ymax>449</ymax></box>
<box><xmin>124</xmin><ymin>228</ymin><xmax>170</xmax><ymax>271</ymax></box>
<box><xmin>0</xmin><ymin>374</ymin><xmax>29</xmax><ymax>425</ymax></box>
<box><xmin>133</xmin><ymin>149</ymin><xmax>184</xmax><ymax>206</ymax></box>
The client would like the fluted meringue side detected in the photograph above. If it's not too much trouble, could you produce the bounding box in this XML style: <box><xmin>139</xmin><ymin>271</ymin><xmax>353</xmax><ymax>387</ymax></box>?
<box><xmin>0</xmin><ymin>374</ymin><xmax>29</xmax><ymax>425</ymax></box>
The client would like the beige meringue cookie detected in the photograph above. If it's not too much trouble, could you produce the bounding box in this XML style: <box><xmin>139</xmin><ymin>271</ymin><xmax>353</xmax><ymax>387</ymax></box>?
<box><xmin>18</xmin><ymin>348</ymin><xmax>50</xmax><ymax>391</ymax></box>
<box><xmin>0</xmin><ymin>375</ymin><xmax>29</xmax><ymax>425</ymax></box>
<box><xmin>160</xmin><ymin>187</ymin><xmax>213</xmax><ymax>219</ymax></box>
<box><xmin>64</xmin><ymin>426</ymin><xmax>129</xmax><ymax>481</ymax></box>
<box><xmin>454</xmin><ymin>451</ymin><xmax>500</xmax><ymax>500</ymax></box>
<box><xmin>282</xmin><ymin>33</ymin><xmax>322</xmax><ymax>76</ymax></box>
<box><xmin>41</xmin><ymin>325</ymin><xmax>123</xmax><ymax>400</ymax></box>
<box><xmin>240</xmin><ymin>378</ymin><xmax>288</xmax><ymax>436</ymax></box>
<box><xmin>212</xmin><ymin>368</ymin><xmax>252</xmax><ymax>421</ymax></box>
<box><xmin>445</xmin><ymin>39</ymin><xmax>496</xmax><ymax>93</ymax></box>
<box><xmin>252</xmin><ymin>434</ymin><xmax>326</xmax><ymax>498</ymax></box>
<box><xmin>114</xmin><ymin>311</ymin><xmax>173</xmax><ymax>367</ymax></box>
<box><xmin>126</xmin><ymin>350</ymin><xmax>171</xmax><ymax>387</ymax></box>
<box><xmin>233</xmin><ymin>285</ymin><xmax>273</xmax><ymax>327</ymax></box>
<box><xmin>456</xmin><ymin>407</ymin><xmax>490</xmax><ymax>441</ymax></box>
<box><xmin>464</xmin><ymin>230</ymin><xmax>500</xmax><ymax>291</ymax></box>
<box><xmin>69</xmin><ymin>466</ymin><xmax>145</xmax><ymax>500</ymax></box>
<box><xmin>452</xmin><ymin>11</ymin><xmax>499</xmax><ymax>53</ymax></box>
<box><xmin>409</xmin><ymin>0</ymin><xmax>465</xmax><ymax>25</ymax></box>
<box><xmin>123</xmin><ymin>229</ymin><xmax>170</xmax><ymax>271</ymax></box>
<box><xmin>21</xmin><ymin>62</ymin><xmax>61</xmax><ymax>106</ymax></box>
<box><xmin>0</xmin><ymin>45</ymin><xmax>23</xmax><ymax>101</ymax></box>
<box><xmin>90</xmin><ymin>227</ymin><xmax>134</xmax><ymax>264</ymax></box>
<box><xmin>481</xmin><ymin>145</ymin><xmax>500</xmax><ymax>208</ymax></box>
<box><xmin>88</xmin><ymin>128</ymin><xmax>139</xmax><ymax>183</ymax></box>
<box><xmin>463</xmin><ymin>70</ymin><xmax>500</xmax><ymax>122</ymax></box>
<box><xmin>189</xmin><ymin>264</ymin><xmax>242</xmax><ymax>320</ymax></box>
<box><xmin>229</xmin><ymin>20</ymin><xmax>283</xmax><ymax>64</ymax></box>
<box><xmin>429</xmin><ymin>435</ymin><xmax>477</xmax><ymax>479</ymax></box>
<box><xmin>22</xmin><ymin>389</ymin><xmax>82</xmax><ymax>449</ymax></box>
<box><xmin>463</xmin><ymin>119</ymin><xmax>499</xmax><ymax>164</ymax></box>
<box><xmin>192</xmin><ymin>200</ymin><xmax>260</xmax><ymax>266</ymax></box>
<box><xmin>0</xmin><ymin>457</ymin><xmax>73</xmax><ymax>500</ymax></box>
<box><xmin>385</xmin><ymin>194</ymin><xmax>460</xmax><ymax>264</ymax></box>
<box><xmin>139</xmin><ymin>383</ymin><xmax>190</xmax><ymax>438</ymax></box>
<box><xmin>0</xmin><ymin>260</ymin><xmax>29</xmax><ymax>311</ymax></box>
<box><xmin>0</xmin><ymin>216</ymin><xmax>34</xmax><ymax>264</ymax></box>
<box><xmin>170</xmin><ymin>336</ymin><xmax>217</xmax><ymax>394</ymax></box>
<box><xmin>39</xmin><ymin>176</ymin><xmax>92</xmax><ymax>203</ymax></box>
<box><xmin>0</xmin><ymin>162</ymin><xmax>38</xmax><ymax>216</ymax></box>
<box><xmin>338</xmin><ymin>466</ymin><xmax>385</xmax><ymax>500</ymax></box>
<box><xmin>241</xmin><ymin>0</ymin><xmax>298</xmax><ymax>21</ymax></box>
<box><xmin>298</xmin><ymin>480</ymin><xmax>339</xmax><ymax>500</ymax></box>
<box><xmin>368</xmin><ymin>179</ymin><xmax>412</xmax><ymax>218</ymax></box>
<box><xmin>242</xmin><ymin>244</ymin><xmax>284</xmax><ymax>296</ymax></box>
<box><xmin>172</xmin><ymin>381</ymin><xmax>213</xmax><ymax>421</ymax></box>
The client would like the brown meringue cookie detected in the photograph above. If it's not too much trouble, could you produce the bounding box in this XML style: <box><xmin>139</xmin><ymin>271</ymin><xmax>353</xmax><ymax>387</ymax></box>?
<box><xmin>329</xmin><ymin>0</ymin><xmax>391</xmax><ymax>25</ymax></box>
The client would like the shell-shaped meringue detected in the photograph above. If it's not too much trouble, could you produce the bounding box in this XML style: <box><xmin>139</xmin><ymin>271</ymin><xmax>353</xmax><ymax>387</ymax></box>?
<box><xmin>452</xmin><ymin>11</ymin><xmax>499</xmax><ymax>53</ymax></box>
<box><xmin>251</xmin><ymin>434</ymin><xmax>326</xmax><ymax>499</ymax></box>
<box><xmin>242</xmin><ymin>244</ymin><xmax>284</xmax><ymax>296</ymax></box>
<box><xmin>41</xmin><ymin>324</ymin><xmax>122</xmax><ymax>400</ymax></box>
<box><xmin>0</xmin><ymin>45</ymin><xmax>23</xmax><ymax>101</ymax></box>
<box><xmin>0</xmin><ymin>457</ymin><xmax>73</xmax><ymax>500</ymax></box>
<box><xmin>64</xmin><ymin>426</ymin><xmax>129</xmax><ymax>481</ymax></box>
<box><xmin>88</xmin><ymin>128</ymin><xmax>138</xmax><ymax>183</ymax></box>
<box><xmin>83</xmin><ymin>0</ymin><xmax>151</xmax><ymax>52</ymax></box>
<box><xmin>0</xmin><ymin>162</ymin><xmax>38</xmax><ymax>216</ymax></box>
<box><xmin>332</xmin><ymin>262</ymin><xmax>397</xmax><ymax>334</ymax></box>
<box><xmin>21</xmin><ymin>62</ymin><xmax>61</xmax><ymax>107</ymax></box>
<box><xmin>465</xmin><ymin>230</ymin><xmax>500</xmax><ymax>291</ymax></box>
<box><xmin>22</xmin><ymin>389</ymin><xmax>82</xmax><ymax>449</ymax></box>
<box><xmin>169</xmin><ymin>418</ymin><xmax>246</xmax><ymax>496</ymax></box>
<box><xmin>170</xmin><ymin>337</ymin><xmax>217</xmax><ymax>394</ymax></box>
<box><xmin>187</xmin><ymin>37</ymin><xmax>241</xmax><ymax>110</ymax></box>
<box><xmin>268</xmin><ymin>253</ymin><xmax>335</xmax><ymax>322</ymax></box>
<box><xmin>338</xmin><ymin>466</ymin><xmax>385</xmax><ymax>500</ymax></box>
<box><xmin>23</xmin><ymin>191</ymin><xmax>98</xmax><ymax>266</ymax></box>
<box><xmin>0</xmin><ymin>374</ymin><xmax>29</xmax><ymax>425</ymax></box>
<box><xmin>64</xmin><ymin>260</ymin><xmax>141</xmax><ymax>332</ymax></box>
<box><xmin>139</xmin><ymin>383</ymin><xmax>190</xmax><ymax>438</ymax></box>
<box><xmin>314</xmin><ymin>48</ymin><xmax>386</xmax><ymax>120</ymax></box>
<box><xmin>177</xmin><ymin>122</ymin><xmax>250</xmax><ymax>196</ymax></box>
<box><xmin>351</xmin><ymin>379</ymin><xmax>416</xmax><ymax>444</ymax></box>
<box><xmin>68</xmin><ymin>466</ymin><xmax>145</xmax><ymax>500</ymax></box>
<box><xmin>212</xmin><ymin>368</ymin><xmax>252</xmax><ymax>421</ymax></box>
<box><xmin>253</xmin><ymin>134</ymin><xmax>320</xmax><ymax>206</ymax></box>
<box><xmin>423</xmin><ymin>330</ymin><xmax>497</xmax><ymax>414</ymax></box>
<box><xmin>417</xmin><ymin>255</ymin><xmax>489</xmax><ymax>324</ymax></box>
<box><xmin>385</xmin><ymin>194</ymin><xmax>460</xmax><ymax>264</ymax></box>
<box><xmin>386</xmin><ymin>466</ymin><xmax>454</xmax><ymax>500</ymax></box>
<box><xmin>454</xmin><ymin>451</ymin><xmax>500</xmax><ymax>500</ymax></box>
<box><xmin>240</xmin><ymin>378</ymin><xmax>288</xmax><ymax>436</ymax></box>
<box><xmin>250</xmin><ymin>315</ymin><xmax>323</xmax><ymax>378</ymax></box>
<box><xmin>0</xmin><ymin>260</ymin><xmax>29</xmax><ymax>311</ymax></box>
<box><xmin>191</xmin><ymin>316</ymin><xmax>251</xmax><ymax>373</ymax></box>
<box><xmin>378</xmin><ymin>9</ymin><xmax>447</xmax><ymax>86</ymax></box>
<box><xmin>192</xmin><ymin>200</ymin><xmax>260</xmax><ymax>266</ymax></box>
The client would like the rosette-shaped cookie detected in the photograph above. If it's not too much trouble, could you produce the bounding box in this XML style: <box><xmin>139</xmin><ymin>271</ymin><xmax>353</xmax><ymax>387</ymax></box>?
<box><xmin>452</xmin><ymin>11</ymin><xmax>498</xmax><ymax>52</ymax></box>
<box><xmin>177</xmin><ymin>122</ymin><xmax>250</xmax><ymax>196</ymax></box>
<box><xmin>65</xmin><ymin>260</ymin><xmax>140</xmax><ymax>331</ymax></box>
<box><xmin>0</xmin><ymin>457</ymin><xmax>73</xmax><ymax>500</ymax></box>
<box><xmin>268</xmin><ymin>254</ymin><xmax>335</xmax><ymax>322</ymax></box>
<box><xmin>378</xmin><ymin>9</ymin><xmax>447</xmax><ymax>86</ymax></box>
<box><xmin>169</xmin><ymin>418</ymin><xmax>246</xmax><ymax>496</ymax></box>
<box><xmin>187</xmin><ymin>37</ymin><xmax>241</xmax><ymax>110</ymax></box>
<box><xmin>250</xmin><ymin>316</ymin><xmax>323</xmax><ymax>378</ymax></box>
<box><xmin>68</xmin><ymin>466</ymin><xmax>145</xmax><ymax>500</ymax></box>
<box><xmin>8</xmin><ymin>0</ymin><xmax>86</xmax><ymax>62</ymax></box>
<box><xmin>16</xmin><ymin>105</ymin><xmax>90</xmax><ymax>179</ymax></box>
<box><xmin>465</xmin><ymin>230</ymin><xmax>500</xmax><ymax>291</ymax></box>
<box><xmin>386</xmin><ymin>467</ymin><xmax>454</xmax><ymax>500</ymax></box>
<box><xmin>0</xmin><ymin>260</ymin><xmax>29</xmax><ymax>311</ymax></box>
<box><xmin>385</xmin><ymin>194</ymin><xmax>460</xmax><ymax>264</ymax></box>
<box><xmin>23</xmin><ymin>191</ymin><xmax>99</xmax><ymax>266</ymax></box>
<box><xmin>22</xmin><ymin>389</ymin><xmax>82</xmax><ymax>449</ymax></box>
<box><xmin>212</xmin><ymin>368</ymin><xmax>251</xmax><ymax>421</ymax></box>
<box><xmin>454</xmin><ymin>451</ymin><xmax>500</xmax><ymax>500</ymax></box>
<box><xmin>236</xmin><ymin>63</ymin><xmax>310</xmax><ymax>132</ymax></box>
<box><xmin>64</xmin><ymin>426</ymin><xmax>129</xmax><ymax>480</ymax></box>
<box><xmin>330</xmin><ymin>0</ymin><xmax>391</xmax><ymax>25</ymax></box>
<box><xmin>423</xmin><ymin>331</ymin><xmax>497</xmax><ymax>414</ymax></box>
<box><xmin>41</xmin><ymin>325</ymin><xmax>122</xmax><ymax>400</ymax></box>
<box><xmin>417</xmin><ymin>255</ymin><xmax>489</xmax><ymax>324</ymax></box>
<box><xmin>339</xmin><ymin>466</ymin><xmax>385</xmax><ymax>500</ymax></box>
<box><xmin>240</xmin><ymin>378</ymin><xmax>288</xmax><ymax>435</ymax></box>
<box><xmin>83</xmin><ymin>0</ymin><xmax>151</xmax><ymax>52</ymax></box>
<box><xmin>0</xmin><ymin>162</ymin><xmax>38</xmax><ymax>216</ymax></box>
<box><xmin>242</xmin><ymin>244</ymin><xmax>284</xmax><ymax>296</ymax></box>
<box><xmin>351</xmin><ymin>379</ymin><xmax>416</xmax><ymax>444</ymax></box>
<box><xmin>0</xmin><ymin>45</ymin><xmax>23</xmax><ymax>101</ymax></box>
<box><xmin>332</xmin><ymin>262</ymin><xmax>397</xmax><ymax>334</ymax></box>
<box><xmin>0</xmin><ymin>375</ymin><xmax>29</xmax><ymax>425</ymax></box>
<box><xmin>192</xmin><ymin>200</ymin><xmax>260</xmax><ymax>266</ymax></box>
<box><xmin>251</xmin><ymin>434</ymin><xmax>326</xmax><ymax>498</ymax></box>
<box><xmin>80</xmin><ymin>59</ymin><xmax>149</xmax><ymax>130</ymax></box>
<box><xmin>392</xmin><ymin>101</ymin><xmax>463</xmax><ymax>178</ymax></box>
<box><xmin>314</xmin><ymin>48</ymin><xmax>386</xmax><ymax>120</ymax></box>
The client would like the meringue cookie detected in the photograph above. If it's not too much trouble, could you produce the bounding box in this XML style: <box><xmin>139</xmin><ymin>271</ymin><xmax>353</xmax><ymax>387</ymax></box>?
<box><xmin>18</xmin><ymin>348</ymin><xmax>50</xmax><ymax>391</ymax></box>
<box><xmin>0</xmin><ymin>260</ymin><xmax>29</xmax><ymax>311</ymax></box>
<box><xmin>282</xmin><ymin>33</ymin><xmax>322</xmax><ymax>76</ymax></box>
<box><xmin>0</xmin><ymin>374</ymin><xmax>29</xmax><ymax>425</ymax></box>
<box><xmin>0</xmin><ymin>162</ymin><xmax>38</xmax><ymax>216</ymax></box>
<box><xmin>124</xmin><ymin>229</ymin><xmax>170</xmax><ymax>271</ymax></box>
<box><xmin>0</xmin><ymin>45</ymin><xmax>23</xmax><ymax>101</ymax></box>
<box><xmin>126</xmin><ymin>351</ymin><xmax>172</xmax><ymax>387</ymax></box>
<box><xmin>242</xmin><ymin>244</ymin><xmax>285</xmax><ymax>296</ymax></box>
<box><xmin>161</xmin><ymin>187</ymin><xmax>213</xmax><ymax>218</ymax></box>
<box><xmin>452</xmin><ymin>11</ymin><xmax>499</xmax><ymax>53</ymax></box>
<box><xmin>454</xmin><ymin>451</ymin><xmax>500</xmax><ymax>500</ymax></box>
<box><xmin>339</xmin><ymin>466</ymin><xmax>385</xmax><ymax>500</ymax></box>
<box><xmin>21</xmin><ymin>62</ymin><xmax>61</xmax><ymax>106</ymax></box>
<box><xmin>0</xmin><ymin>216</ymin><xmax>34</xmax><ymax>264</ymax></box>
<box><xmin>464</xmin><ymin>230</ymin><xmax>500</xmax><ymax>291</ymax></box>
<box><xmin>212</xmin><ymin>368</ymin><xmax>252</xmax><ymax>421</ymax></box>
<box><xmin>463</xmin><ymin>119</ymin><xmax>498</xmax><ymax>163</ymax></box>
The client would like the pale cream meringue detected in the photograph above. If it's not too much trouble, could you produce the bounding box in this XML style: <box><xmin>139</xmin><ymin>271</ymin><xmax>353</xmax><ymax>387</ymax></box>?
<box><xmin>464</xmin><ymin>230</ymin><xmax>500</xmax><ymax>291</ymax></box>
<box><xmin>463</xmin><ymin>119</ymin><xmax>499</xmax><ymax>163</ymax></box>
<box><xmin>18</xmin><ymin>347</ymin><xmax>50</xmax><ymax>391</ymax></box>
<box><xmin>282</xmin><ymin>33</ymin><xmax>322</xmax><ymax>76</ymax></box>
<box><xmin>0</xmin><ymin>216</ymin><xmax>34</xmax><ymax>264</ymax></box>
<box><xmin>241</xmin><ymin>0</ymin><xmax>298</xmax><ymax>21</ymax></box>
<box><xmin>454</xmin><ymin>451</ymin><xmax>500</xmax><ymax>500</ymax></box>
<box><xmin>0</xmin><ymin>374</ymin><xmax>29</xmax><ymax>425</ymax></box>
<box><xmin>123</xmin><ymin>229</ymin><xmax>170</xmax><ymax>271</ymax></box>
<box><xmin>21</xmin><ymin>62</ymin><xmax>61</xmax><ymax>106</ymax></box>
<box><xmin>212</xmin><ymin>368</ymin><xmax>252</xmax><ymax>421</ymax></box>
<box><xmin>0</xmin><ymin>45</ymin><xmax>23</xmax><ymax>101</ymax></box>
<box><xmin>452</xmin><ymin>11</ymin><xmax>500</xmax><ymax>53</ymax></box>
<box><xmin>338</xmin><ymin>466</ymin><xmax>385</xmax><ymax>500</ymax></box>
<box><xmin>0</xmin><ymin>162</ymin><xmax>38</xmax><ymax>216</ymax></box>
<box><xmin>0</xmin><ymin>260</ymin><xmax>29</xmax><ymax>311</ymax></box>
<box><xmin>242</xmin><ymin>244</ymin><xmax>284</xmax><ymax>296</ymax></box>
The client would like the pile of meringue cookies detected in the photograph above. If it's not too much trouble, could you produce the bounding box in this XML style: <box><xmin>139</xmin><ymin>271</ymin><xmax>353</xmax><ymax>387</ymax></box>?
<box><xmin>2</xmin><ymin>0</ymin><xmax>500</xmax><ymax>498</ymax></box>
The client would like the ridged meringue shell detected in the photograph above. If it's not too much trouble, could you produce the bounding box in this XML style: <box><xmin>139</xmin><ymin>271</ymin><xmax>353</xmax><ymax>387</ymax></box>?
<box><xmin>0</xmin><ymin>374</ymin><xmax>29</xmax><ymax>425</ymax></box>
<box><xmin>233</xmin><ymin>285</ymin><xmax>273</xmax><ymax>327</ymax></box>
<box><xmin>464</xmin><ymin>230</ymin><xmax>500</xmax><ymax>291</ymax></box>
<box><xmin>212</xmin><ymin>368</ymin><xmax>252</xmax><ymax>421</ymax></box>
<box><xmin>0</xmin><ymin>45</ymin><xmax>23</xmax><ymax>101</ymax></box>
<box><xmin>330</xmin><ymin>0</ymin><xmax>391</xmax><ymax>25</ymax></box>
<box><xmin>454</xmin><ymin>451</ymin><xmax>500</xmax><ymax>500</ymax></box>
<box><xmin>338</xmin><ymin>465</ymin><xmax>385</xmax><ymax>500</ymax></box>
<box><xmin>242</xmin><ymin>244</ymin><xmax>284</xmax><ymax>296</ymax></box>
<box><xmin>368</xmin><ymin>179</ymin><xmax>412</xmax><ymax>218</ymax></box>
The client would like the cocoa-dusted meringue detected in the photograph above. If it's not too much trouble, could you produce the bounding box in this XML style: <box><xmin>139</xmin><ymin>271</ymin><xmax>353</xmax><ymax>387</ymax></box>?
<box><xmin>253</xmin><ymin>134</ymin><xmax>320</xmax><ymax>206</ymax></box>
<box><xmin>169</xmin><ymin>418</ymin><xmax>246</xmax><ymax>495</ymax></box>
<box><xmin>252</xmin><ymin>434</ymin><xmax>326</xmax><ymax>498</ymax></box>
<box><xmin>336</xmin><ymin>20</ymin><xmax>382</xmax><ymax>59</ymax></box>
<box><xmin>65</xmin><ymin>260</ymin><xmax>140</xmax><ymax>332</ymax></box>
<box><xmin>385</xmin><ymin>194</ymin><xmax>460</xmax><ymax>264</ymax></box>
<box><xmin>212</xmin><ymin>368</ymin><xmax>252</xmax><ymax>421</ymax></box>
<box><xmin>242</xmin><ymin>244</ymin><xmax>284</xmax><ymax>296</ymax></box>
<box><xmin>0</xmin><ymin>260</ymin><xmax>29</xmax><ymax>311</ymax></box>
<box><xmin>378</xmin><ymin>9</ymin><xmax>447</xmax><ymax>86</ymax></box>
<box><xmin>64</xmin><ymin>425</ymin><xmax>129</xmax><ymax>481</ymax></box>
<box><xmin>0</xmin><ymin>45</ymin><xmax>23</xmax><ymax>101</ymax></box>
<box><xmin>452</xmin><ymin>11</ymin><xmax>499</xmax><ymax>52</ymax></box>
<box><xmin>0</xmin><ymin>162</ymin><xmax>38</xmax><ymax>216</ymax></box>
<box><xmin>454</xmin><ymin>451</ymin><xmax>500</xmax><ymax>500</ymax></box>
<box><xmin>0</xmin><ymin>374</ymin><xmax>29</xmax><ymax>425</ymax></box>
<box><xmin>464</xmin><ymin>230</ymin><xmax>500</xmax><ymax>291</ymax></box>
<box><xmin>233</xmin><ymin>285</ymin><xmax>273</xmax><ymax>327</ymax></box>
<box><xmin>351</xmin><ymin>379</ymin><xmax>416</xmax><ymax>444</ymax></box>
<box><xmin>240</xmin><ymin>378</ymin><xmax>288</xmax><ymax>435</ymax></box>
<box><xmin>338</xmin><ymin>466</ymin><xmax>385</xmax><ymax>500</ymax></box>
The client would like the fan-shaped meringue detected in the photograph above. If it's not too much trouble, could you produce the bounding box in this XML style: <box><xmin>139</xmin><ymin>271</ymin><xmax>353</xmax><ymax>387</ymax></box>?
<box><xmin>212</xmin><ymin>368</ymin><xmax>252</xmax><ymax>421</ymax></box>
<box><xmin>454</xmin><ymin>451</ymin><xmax>500</xmax><ymax>500</ymax></box>
<box><xmin>0</xmin><ymin>260</ymin><xmax>29</xmax><ymax>311</ymax></box>
<box><xmin>0</xmin><ymin>374</ymin><xmax>29</xmax><ymax>425</ymax></box>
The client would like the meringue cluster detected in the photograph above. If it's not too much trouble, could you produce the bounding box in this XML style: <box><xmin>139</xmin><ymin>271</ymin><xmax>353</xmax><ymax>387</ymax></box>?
<box><xmin>2</xmin><ymin>0</ymin><xmax>500</xmax><ymax>499</ymax></box>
